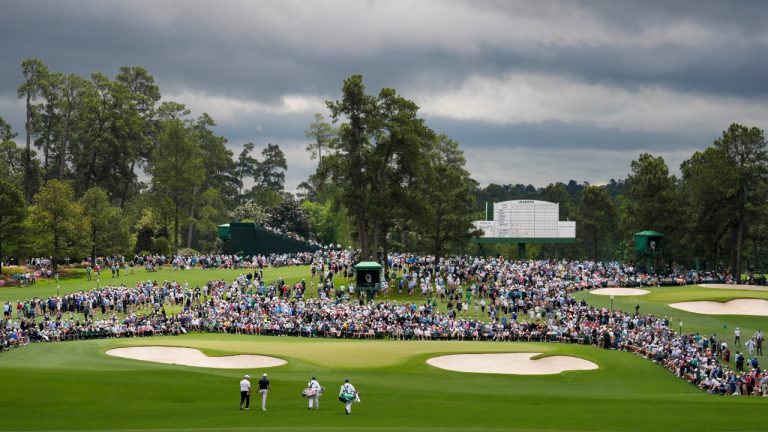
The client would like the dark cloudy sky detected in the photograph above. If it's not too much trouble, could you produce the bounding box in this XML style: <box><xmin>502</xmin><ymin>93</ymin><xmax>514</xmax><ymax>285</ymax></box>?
<box><xmin>1</xmin><ymin>0</ymin><xmax>767</xmax><ymax>191</ymax></box>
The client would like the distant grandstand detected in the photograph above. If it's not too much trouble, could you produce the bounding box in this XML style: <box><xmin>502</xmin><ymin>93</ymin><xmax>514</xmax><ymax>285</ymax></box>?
<box><xmin>217</xmin><ymin>222</ymin><xmax>320</xmax><ymax>255</ymax></box>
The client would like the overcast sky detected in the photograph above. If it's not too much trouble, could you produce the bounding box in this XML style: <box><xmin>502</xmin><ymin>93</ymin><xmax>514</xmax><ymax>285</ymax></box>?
<box><xmin>1</xmin><ymin>0</ymin><xmax>766</xmax><ymax>191</ymax></box>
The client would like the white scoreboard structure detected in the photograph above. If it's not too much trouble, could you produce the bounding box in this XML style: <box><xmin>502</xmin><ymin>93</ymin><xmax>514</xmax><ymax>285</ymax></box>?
<box><xmin>472</xmin><ymin>200</ymin><xmax>575</xmax><ymax>258</ymax></box>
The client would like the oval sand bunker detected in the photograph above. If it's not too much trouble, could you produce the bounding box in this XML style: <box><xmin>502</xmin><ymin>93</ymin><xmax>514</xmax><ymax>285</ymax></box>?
<box><xmin>427</xmin><ymin>353</ymin><xmax>598</xmax><ymax>375</ymax></box>
<box><xmin>106</xmin><ymin>346</ymin><xmax>287</xmax><ymax>369</ymax></box>
<box><xmin>699</xmin><ymin>284</ymin><xmax>768</xmax><ymax>292</ymax></box>
<box><xmin>669</xmin><ymin>299</ymin><xmax>768</xmax><ymax>316</ymax></box>
<box><xmin>590</xmin><ymin>288</ymin><xmax>649</xmax><ymax>296</ymax></box>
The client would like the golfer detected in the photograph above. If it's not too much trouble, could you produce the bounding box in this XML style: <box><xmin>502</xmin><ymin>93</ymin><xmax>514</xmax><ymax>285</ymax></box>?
<box><xmin>306</xmin><ymin>376</ymin><xmax>322</xmax><ymax>410</ymax></box>
<box><xmin>339</xmin><ymin>379</ymin><xmax>358</xmax><ymax>415</ymax></box>
<box><xmin>239</xmin><ymin>375</ymin><xmax>251</xmax><ymax>410</ymax></box>
<box><xmin>258</xmin><ymin>373</ymin><xmax>271</xmax><ymax>411</ymax></box>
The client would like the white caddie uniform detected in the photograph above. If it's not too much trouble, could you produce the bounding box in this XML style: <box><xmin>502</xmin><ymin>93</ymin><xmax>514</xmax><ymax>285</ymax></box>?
<box><xmin>239</xmin><ymin>378</ymin><xmax>251</xmax><ymax>409</ymax></box>
<box><xmin>339</xmin><ymin>382</ymin><xmax>357</xmax><ymax>414</ymax></box>
<box><xmin>307</xmin><ymin>379</ymin><xmax>321</xmax><ymax>409</ymax></box>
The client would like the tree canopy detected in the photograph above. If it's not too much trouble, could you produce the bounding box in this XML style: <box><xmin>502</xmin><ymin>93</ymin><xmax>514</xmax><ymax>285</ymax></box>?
<box><xmin>3</xmin><ymin>61</ymin><xmax>767</xmax><ymax>276</ymax></box>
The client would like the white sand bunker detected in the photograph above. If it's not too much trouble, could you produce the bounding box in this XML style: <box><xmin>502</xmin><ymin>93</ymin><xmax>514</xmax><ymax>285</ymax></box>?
<box><xmin>106</xmin><ymin>346</ymin><xmax>287</xmax><ymax>369</ymax></box>
<box><xmin>426</xmin><ymin>353</ymin><xmax>598</xmax><ymax>375</ymax></box>
<box><xmin>590</xmin><ymin>288</ymin><xmax>649</xmax><ymax>296</ymax></box>
<box><xmin>700</xmin><ymin>284</ymin><xmax>768</xmax><ymax>292</ymax></box>
<box><xmin>670</xmin><ymin>299</ymin><xmax>768</xmax><ymax>316</ymax></box>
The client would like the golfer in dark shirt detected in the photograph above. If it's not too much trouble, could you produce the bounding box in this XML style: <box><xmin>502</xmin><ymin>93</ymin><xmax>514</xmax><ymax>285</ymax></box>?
<box><xmin>258</xmin><ymin>373</ymin><xmax>271</xmax><ymax>411</ymax></box>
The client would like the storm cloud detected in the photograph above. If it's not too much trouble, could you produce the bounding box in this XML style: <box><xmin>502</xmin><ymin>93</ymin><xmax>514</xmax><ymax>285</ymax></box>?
<box><xmin>1</xmin><ymin>0</ymin><xmax>766</xmax><ymax>190</ymax></box>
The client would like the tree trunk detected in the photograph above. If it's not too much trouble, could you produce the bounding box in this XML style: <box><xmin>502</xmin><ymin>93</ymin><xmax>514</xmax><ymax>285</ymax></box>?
<box><xmin>186</xmin><ymin>198</ymin><xmax>196</xmax><ymax>249</ymax></box>
<box><xmin>433</xmin><ymin>211</ymin><xmax>443</xmax><ymax>260</ymax></box>
<box><xmin>592</xmin><ymin>232</ymin><xmax>598</xmax><ymax>262</ymax></box>
<box><xmin>714</xmin><ymin>243</ymin><xmax>720</xmax><ymax>272</ymax></box>
<box><xmin>59</xmin><ymin>120</ymin><xmax>70</xmax><ymax>180</ymax></box>
<box><xmin>86</xmin><ymin>115</ymin><xmax>105</xmax><ymax>192</ymax></box>
<box><xmin>729</xmin><ymin>186</ymin><xmax>746</xmax><ymax>282</ymax></box>
<box><xmin>86</xmin><ymin>144</ymin><xmax>98</xmax><ymax>191</ymax></box>
<box><xmin>43</xmin><ymin>107</ymin><xmax>55</xmax><ymax>176</ymax></box>
<box><xmin>53</xmin><ymin>231</ymin><xmax>59</xmax><ymax>272</ymax></box>
<box><xmin>712</xmin><ymin>227</ymin><xmax>727</xmax><ymax>272</ymax></box>
<box><xmin>357</xmin><ymin>218</ymin><xmax>369</xmax><ymax>260</ymax></box>
<box><xmin>24</xmin><ymin>91</ymin><xmax>33</xmax><ymax>202</ymax></box>
<box><xmin>174</xmin><ymin>203</ymin><xmax>179</xmax><ymax>256</ymax></box>
<box><xmin>119</xmin><ymin>160</ymin><xmax>136</xmax><ymax>209</ymax></box>
<box><xmin>371</xmin><ymin>219</ymin><xmax>380</xmax><ymax>262</ymax></box>
<box><xmin>91</xmin><ymin>241</ymin><xmax>96</xmax><ymax>272</ymax></box>
<box><xmin>732</xmin><ymin>217</ymin><xmax>744</xmax><ymax>283</ymax></box>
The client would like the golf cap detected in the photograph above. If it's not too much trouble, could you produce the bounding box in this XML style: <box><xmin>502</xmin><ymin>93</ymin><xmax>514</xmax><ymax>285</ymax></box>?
<box><xmin>244</xmin><ymin>375</ymin><xmax>250</xmax><ymax>379</ymax></box>
<box><xmin>263</xmin><ymin>373</ymin><xmax>267</xmax><ymax>377</ymax></box>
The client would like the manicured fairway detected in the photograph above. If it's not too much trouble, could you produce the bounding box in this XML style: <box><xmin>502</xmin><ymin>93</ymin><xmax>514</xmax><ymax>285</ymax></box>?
<box><xmin>0</xmin><ymin>334</ymin><xmax>767</xmax><ymax>431</ymax></box>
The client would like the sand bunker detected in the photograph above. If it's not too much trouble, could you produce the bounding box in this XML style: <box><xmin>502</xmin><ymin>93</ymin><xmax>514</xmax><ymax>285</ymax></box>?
<box><xmin>590</xmin><ymin>288</ymin><xmax>649</xmax><ymax>296</ymax></box>
<box><xmin>426</xmin><ymin>353</ymin><xmax>598</xmax><ymax>375</ymax></box>
<box><xmin>700</xmin><ymin>284</ymin><xmax>768</xmax><ymax>292</ymax></box>
<box><xmin>106</xmin><ymin>346</ymin><xmax>287</xmax><ymax>369</ymax></box>
<box><xmin>669</xmin><ymin>299</ymin><xmax>768</xmax><ymax>316</ymax></box>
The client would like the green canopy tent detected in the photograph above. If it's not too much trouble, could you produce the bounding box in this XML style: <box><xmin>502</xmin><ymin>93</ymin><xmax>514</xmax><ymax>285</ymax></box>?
<box><xmin>634</xmin><ymin>230</ymin><xmax>664</xmax><ymax>272</ymax></box>
<box><xmin>354</xmin><ymin>261</ymin><xmax>383</xmax><ymax>298</ymax></box>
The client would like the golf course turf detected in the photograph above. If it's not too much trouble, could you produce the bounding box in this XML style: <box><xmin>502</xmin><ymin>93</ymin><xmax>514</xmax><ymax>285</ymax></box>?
<box><xmin>2</xmin><ymin>267</ymin><xmax>767</xmax><ymax>430</ymax></box>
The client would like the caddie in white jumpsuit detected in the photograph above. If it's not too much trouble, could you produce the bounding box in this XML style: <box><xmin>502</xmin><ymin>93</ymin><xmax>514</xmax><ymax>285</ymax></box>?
<box><xmin>307</xmin><ymin>376</ymin><xmax>322</xmax><ymax>410</ymax></box>
<box><xmin>339</xmin><ymin>379</ymin><xmax>357</xmax><ymax>415</ymax></box>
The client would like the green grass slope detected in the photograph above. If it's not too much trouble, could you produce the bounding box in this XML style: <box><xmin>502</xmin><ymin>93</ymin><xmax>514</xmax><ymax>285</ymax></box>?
<box><xmin>0</xmin><ymin>265</ymin><xmax>314</xmax><ymax>303</ymax></box>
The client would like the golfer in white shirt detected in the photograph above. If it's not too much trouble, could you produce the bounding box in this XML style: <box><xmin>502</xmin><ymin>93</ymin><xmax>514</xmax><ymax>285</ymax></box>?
<box><xmin>239</xmin><ymin>375</ymin><xmax>251</xmax><ymax>410</ymax></box>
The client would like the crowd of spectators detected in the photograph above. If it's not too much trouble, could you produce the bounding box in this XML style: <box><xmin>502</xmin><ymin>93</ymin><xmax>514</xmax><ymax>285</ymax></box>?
<box><xmin>1</xmin><ymin>255</ymin><xmax>765</xmax><ymax>396</ymax></box>
<box><xmin>129</xmin><ymin>252</ymin><xmax>317</xmax><ymax>271</ymax></box>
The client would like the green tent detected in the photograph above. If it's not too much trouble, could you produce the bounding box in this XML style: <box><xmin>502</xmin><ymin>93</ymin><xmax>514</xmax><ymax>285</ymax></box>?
<box><xmin>634</xmin><ymin>230</ymin><xmax>664</xmax><ymax>255</ymax></box>
<box><xmin>354</xmin><ymin>261</ymin><xmax>383</xmax><ymax>294</ymax></box>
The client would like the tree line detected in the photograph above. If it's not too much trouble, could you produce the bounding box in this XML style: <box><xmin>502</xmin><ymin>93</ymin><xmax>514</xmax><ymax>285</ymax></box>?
<box><xmin>0</xmin><ymin>58</ymin><xmax>293</xmax><ymax>270</ymax></box>
<box><xmin>1</xmin><ymin>61</ymin><xmax>766</xmax><ymax>278</ymax></box>
<box><xmin>469</xmin><ymin>126</ymin><xmax>768</xmax><ymax>277</ymax></box>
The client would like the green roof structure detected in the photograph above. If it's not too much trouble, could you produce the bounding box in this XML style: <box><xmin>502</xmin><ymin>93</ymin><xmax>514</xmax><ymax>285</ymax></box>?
<box><xmin>353</xmin><ymin>261</ymin><xmax>383</xmax><ymax>270</ymax></box>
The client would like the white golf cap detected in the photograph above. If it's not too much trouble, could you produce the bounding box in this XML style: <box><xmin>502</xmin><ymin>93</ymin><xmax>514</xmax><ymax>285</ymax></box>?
<box><xmin>244</xmin><ymin>374</ymin><xmax>250</xmax><ymax>379</ymax></box>
<box><xmin>263</xmin><ymin>373</ymin><xmax>267</xmax><ymax>377</ymax></box>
